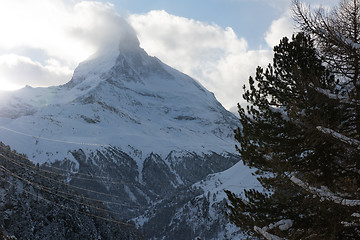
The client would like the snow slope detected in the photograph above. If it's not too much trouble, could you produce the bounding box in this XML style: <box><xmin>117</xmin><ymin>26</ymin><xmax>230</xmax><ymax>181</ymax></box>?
<box><xmin>0</xmin><ymin>37</ymin><xmax>238</xmax><ymax>165</ymax></box>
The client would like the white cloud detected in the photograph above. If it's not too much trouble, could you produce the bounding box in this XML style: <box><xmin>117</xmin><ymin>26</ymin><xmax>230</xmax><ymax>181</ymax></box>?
<box><xmin>262</xmin><ymin>0</ymin><xmax>339</xmax><ymax>49</ymax></box>
<box><xmin>0</xmin><ymin>0</ymin><xmax>89</xmax><ymax>64</ymax></box>
<box><xmin>0</xmin><ymin>54</ymin><xmax>72</xmax><ymax>90</ymax></box>
<box><xmin>265</xmin><ymin>11</ymin><xmax>294</xmax><ymax>48</ymax></box>
<box><xmin>0</xmin><ymin>0</ymin><xmax>135</xmax><ymax>90</ymax></box>
<box><xmin>129</xmin><ymin>10</ymin><xmax>272</xmax><ymax>109</ymax></box>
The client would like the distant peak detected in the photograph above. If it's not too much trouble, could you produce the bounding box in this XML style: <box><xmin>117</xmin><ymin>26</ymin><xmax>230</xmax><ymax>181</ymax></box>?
<box><xmin>66</xmin><ymin>18</ymin><xmax>144</xmax><ymax>88</ymax></box>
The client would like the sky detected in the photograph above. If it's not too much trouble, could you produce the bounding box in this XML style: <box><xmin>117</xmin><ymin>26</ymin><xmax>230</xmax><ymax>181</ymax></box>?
<box><xmin>0</xmin><ymin>0</ymin><xmax>338</xmax><ymax>110</ymax></box>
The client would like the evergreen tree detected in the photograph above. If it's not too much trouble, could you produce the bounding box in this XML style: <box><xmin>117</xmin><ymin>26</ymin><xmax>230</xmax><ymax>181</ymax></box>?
<box><xmin>226</xmin><ymin>32</ymin><xmax>360</xmax><ymax>239</ymax></box>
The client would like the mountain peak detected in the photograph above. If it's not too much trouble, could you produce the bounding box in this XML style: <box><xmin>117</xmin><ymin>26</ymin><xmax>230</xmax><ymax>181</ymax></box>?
<box><xmin>65</xmin><ymin>16</ymin><xmax>143</xmax><ymax>87</ymax></box>
<box><xmin>92</xmin><ymin>16</ymin><xmax>141</xmax><ymax>56</ymax></box>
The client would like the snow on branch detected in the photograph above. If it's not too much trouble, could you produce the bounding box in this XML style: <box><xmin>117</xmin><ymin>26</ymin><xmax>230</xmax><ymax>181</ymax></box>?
<box><xmin>254</xmin><ymin>226</ymin><xmax>285</xmax><ymax>240</ymax></box>
<box><xmin>316</xmin><ymin>126</ymin><xmax>360</xmax><ymax>149</ymax></box>
<box><xmin>254</xmin><ymin>219</ymin><xmax>293</xmax><ymax>240</ymax></box>
<box><xmin>341</xmin><ymin>213</ymin><xmax>360</xmax><ymax>227</ymax></box>
<box><xmin>341</xmin><ymin>221</ymin><xmax>360</xmax><ymax>227</ymax></box>
<box><xmin>290</xmin><ymin>175</ymin><xmax>360</xmax><ymax>207</ymax></box>
<box><xmin>334</xmin><ymin>32</ymin><xmax>360</xmax><ymax>50</ymax></box>
<box><xmin>309</xmin><ymin>83</ymin><xmax>360</xmax><ymax>105</ymax></box>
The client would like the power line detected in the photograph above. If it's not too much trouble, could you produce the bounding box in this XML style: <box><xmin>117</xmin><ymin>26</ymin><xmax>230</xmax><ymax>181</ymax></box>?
<box><xmin>0</xmin><ymin>176</ymin><xmax>136</xmax><ymax>228</ymax></box>
<box><xmin>0</xmin><ymin>153</ymin><xmax>141</xmax><ymax>208</ymax></box>
<box><xmin>0</xmin><ymin>145</ymin><xmax>141</xmax><ymax>186</ymax></box>
<box><xmin>0</xmin><ymin>126</ymin><xmax>110</xmax><ymax>147</ymax></box>
<box><xmin>0</xmin><ymin>151</ymin><xmax>141</xmax><ymax>186</ymax></box>
<box><xmin>1</xmin><ymin>150</ymin><xmax>262</xmax><ymax>194</ymax></box>
<box><xmin>0</xmin><ymin>165</ymin><xmax>136</xmax><ymax>218</ymax></box>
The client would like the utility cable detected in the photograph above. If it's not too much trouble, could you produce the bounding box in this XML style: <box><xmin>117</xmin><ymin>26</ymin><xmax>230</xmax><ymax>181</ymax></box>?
<box><xmin>0</xmin><ymin>152</ymin><xmax>141</xmax><ymax>186</ymax></box>
<box><xmin>0</xmin><ymin>165</ymin><xmax>137</xmax><ymax>218</ymax></box>
<box><xmin>0</xmin><ymin>166</ymin><xmax>140</xmax><ymax>220</ymax></box>
<box><xmin>0</xmin><ymin>144</ymin><xmax>139</xmax><ymax>183</ymax></box>
<box><xmin>0</xmin><ymin>126</ymin><xmax>110</xmax><ymax>147</ymax></box>
<box><xmin>0</xmin><ymin>153</ymin><xmax>141</xmax><ymax>208</ymax></box>
<box><xmin>0</xmin><ymin>176</ymin><xmax>136</xmax><ymax>228</ymax></box>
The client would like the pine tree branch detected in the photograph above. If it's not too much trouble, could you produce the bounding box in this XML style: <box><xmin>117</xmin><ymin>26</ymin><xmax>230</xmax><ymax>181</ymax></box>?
<box><xmin>290</xmin><ymin>175</ymin><xmax>360</xmax><ymax>206</ymax></box>
<box><xmin>316</xmin><ymin>126</ymin><xmax>360</xmax><ymax>149</ymax></box>
<box><xmin>309</xmin><ymin>83</ymin><xmax>360</xmax><ymax>105</ymax></box>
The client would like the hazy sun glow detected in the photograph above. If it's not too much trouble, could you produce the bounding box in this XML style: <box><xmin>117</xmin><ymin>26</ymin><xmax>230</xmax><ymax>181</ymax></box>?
<box><xmin>0</xmin><ymin>0</ymin><xmax>106</xmax><ymax>92</ymax></box>
<box><xmin>0</xmin><ymin>80</ymin><xmax>22</xmax><ymax>91</ymax></box>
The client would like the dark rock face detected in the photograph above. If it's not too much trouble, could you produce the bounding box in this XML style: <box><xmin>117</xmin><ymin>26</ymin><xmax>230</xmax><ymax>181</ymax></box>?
<box><xmin>142</xmin><ymin>153</ymin><xmax>179</xmax><ymax>196</ymax></box>
<box><xmin>40</xmin><ymin>146</ymin><xmax>239</xmax><ymax>240</ymax></box>
<box><xmin>65</xmin><ymin>148</ymin><xmax>240</xmax><ymax>239</ymax></box>
<box><xmin>0</xmin><ymin>142</ymin><xmax>241</xmax><ymax>240</ymax></box>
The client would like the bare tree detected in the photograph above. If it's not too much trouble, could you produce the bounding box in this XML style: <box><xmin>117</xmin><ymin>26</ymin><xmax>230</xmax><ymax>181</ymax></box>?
<box><xmin>293</xmin><ymin>0</ymin><xmax>360</xmax><ymax>96</ymax></box>
<box><xmin>293</xmin><ymin>0</ymin><xmax>360</xmax><ymax>139</ymax></box>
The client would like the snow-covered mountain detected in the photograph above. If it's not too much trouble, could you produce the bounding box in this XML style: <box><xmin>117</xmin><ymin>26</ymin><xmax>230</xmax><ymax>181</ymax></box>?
<box><xmin>0</xmin><ymin>36</ymin><xmax>237</xmax><ymax>164</ymax></box>
<box><xmin>0</xmin><ymin>28</ymin><xmax>257</xmax><ymax>239</ymax></box>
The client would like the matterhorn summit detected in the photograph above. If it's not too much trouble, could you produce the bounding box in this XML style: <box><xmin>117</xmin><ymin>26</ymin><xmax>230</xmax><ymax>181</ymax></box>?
<box><xmin>0</xmin><ymin>20</ymin><xmax>255</xmax><ymax>239</ymax></box>
<box><xmin>0</xmin><ymin>22</ymin><xmax>238</xmax><ymax>163</ymax></box>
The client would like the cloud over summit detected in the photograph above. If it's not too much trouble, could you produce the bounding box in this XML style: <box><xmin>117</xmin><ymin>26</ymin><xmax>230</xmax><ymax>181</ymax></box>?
<box><xmin>0</xmin><ymin>0</ymin><xmax>137</xmax><ymax>89</ymax></box>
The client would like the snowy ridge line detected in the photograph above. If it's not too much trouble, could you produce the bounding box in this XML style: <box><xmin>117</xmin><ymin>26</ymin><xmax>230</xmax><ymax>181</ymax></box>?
<box><xmin>316</xmin><ymin>126</ymin><xmax>360</xmax><ymax>149</ymax></box>
<box><xmin>0</xmin><ymin>144</ymin><xmax>134</xmax><ymax>182</ymax></box>
<box><xmin>0</xmin><ymin>153</ymin><xmax>142</xmax><ymax>203</ymax></box>
<box><xmin>0</xmin><ymin>176</ymin><xmax>136</xmax><ymax>228</ymax></box>
<box><xmin>0</xmin><ymin>126</ymin><xmax>110</xmax><ymax>147</ymax></box>
<box><xmin>0</xmin><ymin>165</ymin><xmax>136</xmax><ymax>218</ymax></box>
<box><xmin>290</xmin><ymin>175</ymin><xmax>360</xmax><ymax>206</ymax></box>
<box><xmin>309</xmin><ymin>83</ymin><xmax>360</xmax><ymax>105</ymax></box>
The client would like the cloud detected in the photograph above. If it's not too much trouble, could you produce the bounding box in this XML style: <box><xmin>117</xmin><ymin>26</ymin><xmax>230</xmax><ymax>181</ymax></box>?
<box><xmin>129</xmin><ymin>10</ymin><xmax>272</xmax><ymax>109</ymax></box>
<box><xmin>262</xmin><ymin>0</ymin><xmax>339</xmax><ymax>49</ymax></box>
<box><xmin>0</xmin><ymin>0</ymin><xmax>136</xmax><ymax>89</ymax></box>
<box><xmin>0</xmin><ymin>54</ymin><xmax>72</xmax><ymax>90</ymax></box>
<box><xmin>66</xmin><ymin>1</ymin><xmax>139</xmax><ymax>56</ymax></box>
<box><xmin>265</xmin><ymin>11</ymin><xmax>294</xmax><ymax>48</ymax></box>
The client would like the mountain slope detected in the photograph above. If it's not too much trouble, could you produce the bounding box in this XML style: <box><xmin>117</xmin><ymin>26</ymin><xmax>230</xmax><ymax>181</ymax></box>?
<box><xmin>0</xmin><ymin>30</ymin><xmax>256</xmax><ymax>239</ymax></box>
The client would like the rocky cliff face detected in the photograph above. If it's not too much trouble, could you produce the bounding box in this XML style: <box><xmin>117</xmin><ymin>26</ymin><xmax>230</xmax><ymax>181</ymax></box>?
<box><xmin>0</xmin><ymin>27</ymin><xmax>257</xmax><ymax>239</ymax></box>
